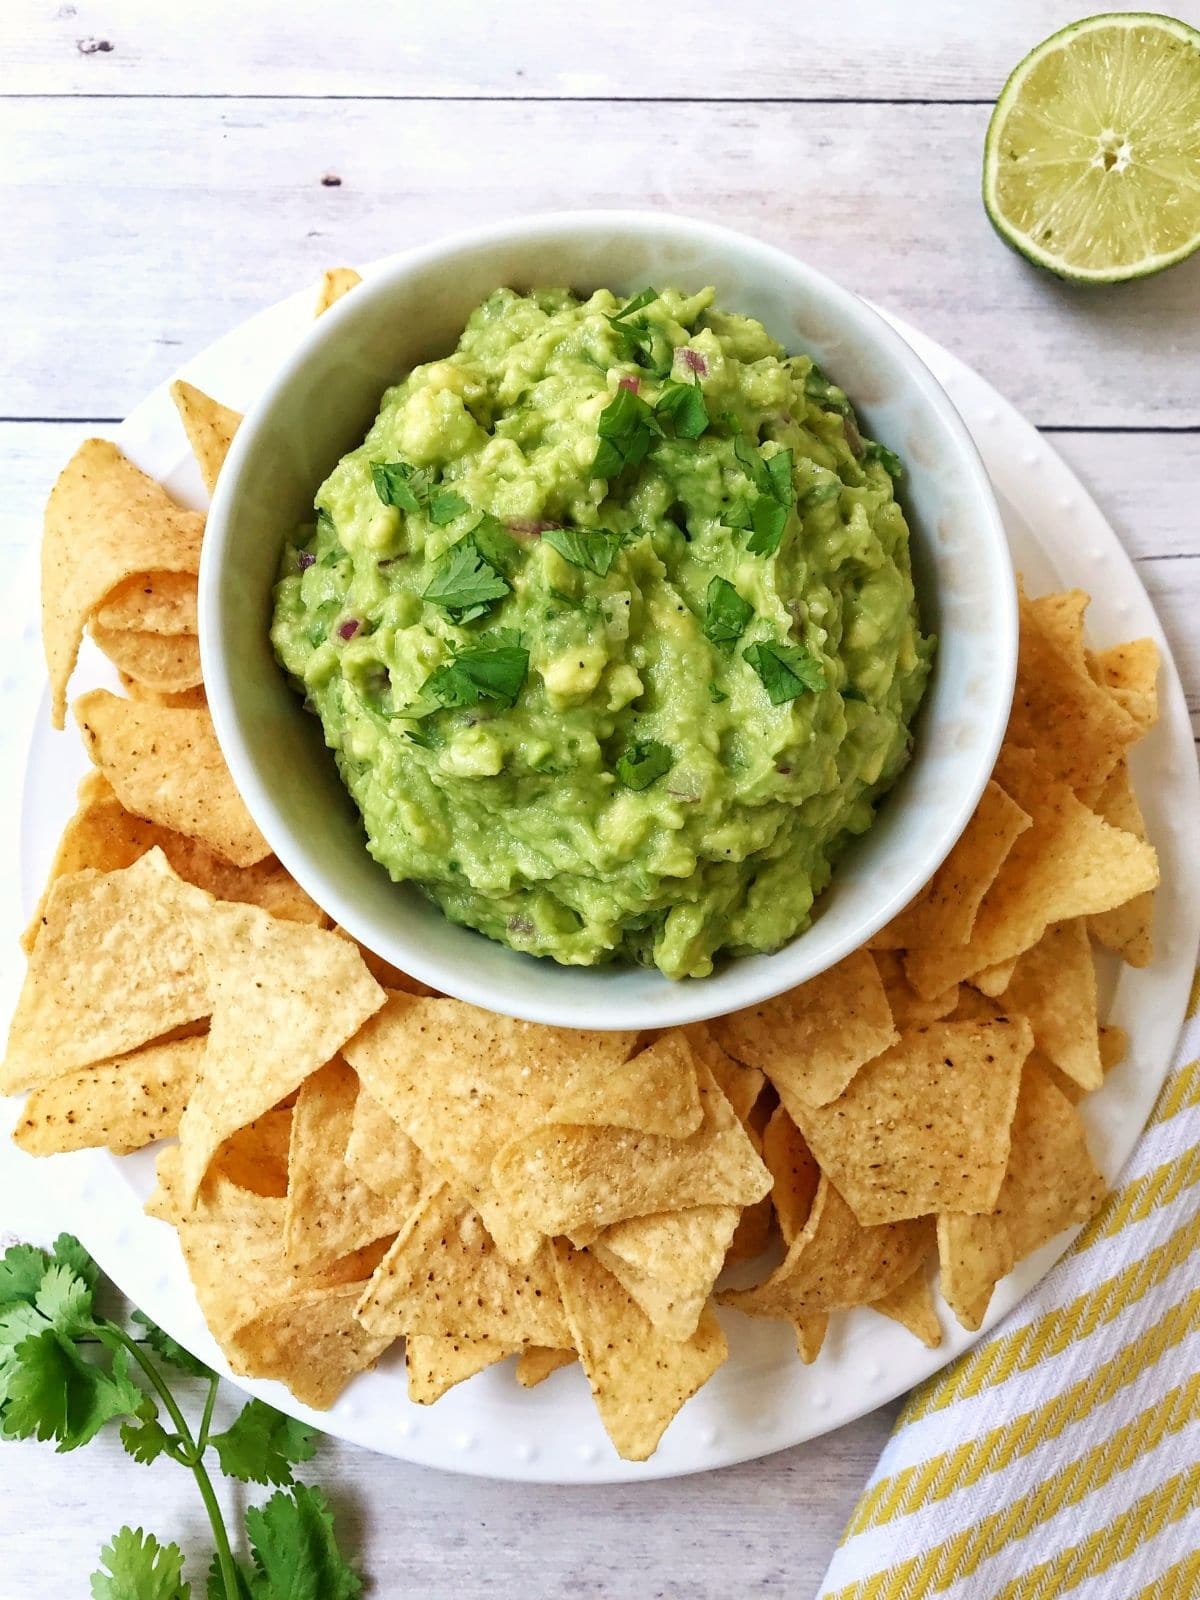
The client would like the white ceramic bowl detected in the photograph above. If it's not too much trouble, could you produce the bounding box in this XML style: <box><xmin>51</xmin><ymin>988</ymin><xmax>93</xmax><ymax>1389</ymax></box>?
<box><xmin>200</xmin><ymin>212</ymin><xmax>1016</xmax><ymax>1030</ymax></box>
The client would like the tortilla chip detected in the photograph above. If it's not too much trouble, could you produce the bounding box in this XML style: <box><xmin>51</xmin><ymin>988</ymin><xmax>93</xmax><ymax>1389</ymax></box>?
<box><xmin>1099</xmin><ymin>1025</ymin><xmax>1128</xmax><ymax>1074</ymax></box>
<box><xmin>170</xmin><ymin>379</ymin><xmax>242</xmax><ymax>496</ymax></box>
<box><xmin>871</xmin><ymin>1268</ymin><xmax>941</xmax><ymax>1348</ymax></box>
<box><xmin>592</xmin><ymin>1205</ymin><xmax>739</xmax><ymax>1342</ymax></box>
<box><xmin>938</xmin><ymin>1057</ymin><xmax>1103</xmax><ymax>1330</ymax></box>
<box><xmin>795</xmin><ymin>1018</ymin><xmax>1032</xmax><ymax>1224</ymax></box>
<box><xmin>90</xmin><ymin>625</ymin><xmax>204</xmax><ymax>694</ymax></box>
<box><xmin>873</xmin><ymin>781</ymin><xmax>1032</xmax><ymax>952</ymax></box>
<box><xmin>344</xmin><ymin>995</ymin><xmax>638</xmax><ymax>1260</ymax></box>
<box><xmin>330</xmin><ymin>928</ymin><xmax>436</xmax><ymax>995</ymax></box>
<box><xmin>13</xmin><ymin>1035</ymin><xmax>205</xmax><ymax>1156</ymax></box>
<box><xmin>406</xmin><ymin>1335</ymin><xmax>518</xmax><ymax>1404</ymax></box>
<box><xmin>995</xmin><ymin>920</ymin><xmax>1102</xmax><ymax>1091</ymax></box>
<box><xmin>1006</xmin><ymin>586</ymin><xmax>1139</xmax><ymax>796</ymax></box>
<box><xmin>213</xmin><ymin>1106</ymin><xmax>293</xmax><ymax>1197</ymax></box>
<box><xmin>551</xmin><ymin>1242</ymin><xmax>728</xmax><ymax>1462</ymax></box>
<box><xmin>1087</xmin><ymin>760</ymin><xmax>1154</xmax><ymax>966</ymax></box>
<box><xmin>710</xmin><ymin>950</ymin><xmax>897</xmax><ymax>1113</ymax></box>
<box><xmin>285</xmin><ymin>1060</ymin><xmax>429</xmax><ymax>1273</ymax></box>
<box><xmin>905</xmin><ymin>746</ymin><xmax>1159</xmax><ymax>998</ymax></box>
<box><xmin>74</xmin><ymin>690</ymin><xmax>271</xmax><ymax>867</ymax></box>
<box><xmin>760</xmin><ymin>1106</ymin><xmax>821</xmax><ymax>1244</ymax></box>
<box><xmin>516</xmin><ymin>1346</ymin><xmax>575</xmax><ymax>1388</ymax></box>
<box><xmin>2</xmin><ymin>849</ymin><xmax>211</xmax><ymax>1093</ymax></box>
<box><xmin>873</xmin><ymin>950</ymin><xmax>959</xmax><ymax>1029</ymax></box>
<box><xmin>721</xmin><ymin>1178</ymin><xmax>929</xmax><ymax>1320</ymax></box>
<box><xmin>971</xmin><ymin>957</ymin><xmax>1019</xmax><ymax>997</ymax></box>
<box><xmin>315</xmin><ymin>267</ymin><xmax>362</xmax><ymax>315</ymax></box>
<box><xmin>1028</xmin><ymin>589</ymin><xmax>1089</xmax><ymax>666</ymax></box>
<box><xmin>936</xmin><ymin>1211</ymin><xmax>1014</xmax><ymax>1333</ymax></box>
<box><xmin>41</xmin><ymin>439</ymin><xmax>206</xmax><ymax>727</ymax></box>
<box><xmin>1089</xmin><ymin>638</ymin><xmax>1158</xmax><ymax>733</ymax></box>
<box><xmin>23</xmin><ymin>776</ymin><xmax>323</xmax><ymax>953</ymax></box>
<box><xmin>96</xmin><ymin>571</ymin><xmax>199</xmax><ymax>635</ymax></box>
<box><xmin>490</xmin><ymin>1061</ymin><xmax>771</xmax><ymax>1239</ymax></box>
<box><xmin>551</xmin><ymin>1030</ymin><xmax>702</xmax><ymax>1139</ymax></box>
<box><xmin>175</xmin><ymin>900</ymin><xmax>384</xmax><ymax>1204</ymax></box>
<box><xmin>683</xmin><ymin>1024</ymin><xmax>765</xmax><ymax>1125</ymax></box>
<box><xmin>355</xmin><ymin>1185</ymin><xmax>569</xmax><ymax>1346</ymax></box>
<box><xmin>793</xmin><ymin>1316</ymin><xmax>828</xmax><ymax>1364</ymax></box>
<box><xmin>233</xmin><ymin>1282</ymin><xmax>391</xmax><ymax>1409</ymax></box>
<box><xmin>121</xmin><ymin>677</ymin><xmax>208</xmax><ymax>711</ymax></box>
<box><xmin>343</xmin><ymin>1086</ymin><xmax>436</xmax><ymax>1202</ymax></box>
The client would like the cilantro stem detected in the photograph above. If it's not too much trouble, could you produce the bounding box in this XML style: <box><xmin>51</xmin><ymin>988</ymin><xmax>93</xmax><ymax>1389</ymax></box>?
<box><xmin>111</xmin><ymin>1327</ymin><xmax>241</xmax><ymax>1600</ymax></box>
<box><xmin>197</xmin><ymin>1370</ymin><xmax>220</xmax><ymax>1453</ymax></box>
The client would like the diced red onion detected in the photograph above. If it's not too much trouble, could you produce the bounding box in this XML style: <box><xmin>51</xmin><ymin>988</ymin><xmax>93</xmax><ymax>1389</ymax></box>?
<box><xmin>338</xmin><ymin>618</ymin><xmax>360</xmax><ymax>640</ymax></box>
<box><xmin>618</xmin><ymin>375</ymin><xmax>640</xmax><ymax>393</ymax></box>
<box><xmin>296</xmin><ymin>550</ymin><xmax>316</xmax><ymax>570</ymax></box>
<box><xmin>679</xmin><ymin>347</ymin><xmax>708</xmax><ymax>377</ymax></box>
<box><xmin>506</xmin><ymin>518</ymin><xmax>559</xmax><ymax>537</ymax></box>
<box><xmin>776</xmin><ymin>764</ymin><xmax>792</xmax><ymax>776</ymax></box>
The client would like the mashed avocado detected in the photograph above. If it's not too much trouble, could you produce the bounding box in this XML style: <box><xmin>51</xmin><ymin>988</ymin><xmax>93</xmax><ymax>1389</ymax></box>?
<box><xmin>271</xmin><ymin>286</ymin><xmax>933</xmax><ymax>978</ymax></box>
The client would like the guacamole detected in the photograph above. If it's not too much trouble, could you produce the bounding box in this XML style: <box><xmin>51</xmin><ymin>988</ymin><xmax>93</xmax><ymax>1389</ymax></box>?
<box><xmin>271</xmin><ymin>287</ymin><xmax>933</xmax><ymax>979</ymax></box>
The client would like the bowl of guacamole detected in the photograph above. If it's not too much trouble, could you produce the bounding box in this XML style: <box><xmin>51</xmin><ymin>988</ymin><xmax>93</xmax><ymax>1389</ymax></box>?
<box><xmin>201</xmin><ymin>213</ymin><xmax>1015</xmax><ymax>1027</ymax></box>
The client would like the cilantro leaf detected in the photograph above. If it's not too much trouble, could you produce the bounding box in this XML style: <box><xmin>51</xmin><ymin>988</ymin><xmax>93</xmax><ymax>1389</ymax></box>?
<box><xmin>422</xmin><ymin>538</ymin><xmax>510</xmax><ymax>623</ymax></box>
<box><xmin>91</xmin><ymin>1527</ymin><xmax>190</xmax><ymax>1600</ymax></box>
<box><xmin>243</xmin><ymin>1485</ymin><xmax>362</xmax><ymax>1600</ymax></box>
<box><xmin>861</xmin><ymin>439</ymin><xmax>904</xmax><ymax>479</ymax></box>
<box><xmin>764</xmin><ymin>448</ymin><xmax>794</xmax><ymax>505</ymax></box>
<box><xmin>615</xmin><ymin>740</ymin><xmax>673</xmax><ymax>791</ymax></box>
<box><xmin>52</xmin><ymin>1234</ymin><xmax>100</xmax><ymax>1293</ymax></box>
<box><xmin>541</xmin><ymin>526</ymin><xmax>624</xmax><ymax>577</ymax></box>
<box><xmin>592</xmin><ymin>385</ymin><xmax>662</xmax><ymax>478</ymax></box>
<box><xmin>0</xmin><ymin>1244</ymin><xmax>52</xmax><ymax>1307</ymax></box>
<box><xmin>702</xmin><ymin>577</ymin><xmax>753</xmax><ymax>646</ymax></box>
<box><xmin>121</xmin><ymin>1412</ymin><xmax>177</xmax><ymax>1468</ymax></box>
<box><xmin>210</xmin><ymin>1399</ymin><xmax>317</xmax><ymax>1487</ymax></box>
<box><xmin>746</xmin><ymin>496</ymin><xmax>790</xmax><ymax>556</ymax></box>
<box><xmin>655</xmin><ymin>379</ymin><xmax>709</xmax><ymax>440</ymax></box>
<box><xmin>733</xmin><ymin>434</ymin><xmax>771</xmax><ymax>495</ymax></box>
<box><xmin>35</xmin><ymin>1260</ymin><xmax>97</xmax><ymax>1337</ymax></box>
<box><xmin>370</xmin><ymin>460</ymin><xmax>423</xmax><ymax>514</ymax></box>
<box><xmin>131</xmin><ymin>1311</ymin><xmax>213</xmax><ymax>1380</ymax></box>
<box><xmin>708</xmin><ymin>683</ymin><xmax>728</xmax><ymax>703</ymax></box>
<box><xmin>722</xmin><ymin>496</ymin><xmax>753</xmax><ymax>532</ymax></box>
<box><xmin>804</xmin><ymin>364</ymin><xmax>851</xmax><ymax>415</ymax></box>
<box><xmin>606</xmin><ymin>288</ymin><xmax>672</xmax><ymax>377</ymax></box>
<box><xmin>428</xmin><ymin>487</ymin><xmax>469</xmax><ymax>525</ymax></box>
<box><xmin>422</xmin><ymin>643</ymin><xmax>528</xmax><ymax>712</ymax></box>
<box><xmin>469</xmin><ymin>513</ymin><xmax>522</xmax><ymax>575</ymax></box>
<box><xmin>3</xmin><ymin>1329</ymin><xmax>144</xmax><ymax>1451</ymax></box>
<box><xmin>743</xmin><ymin>640</ymin><xmax>827</xmax><ymax>704</ymax></box>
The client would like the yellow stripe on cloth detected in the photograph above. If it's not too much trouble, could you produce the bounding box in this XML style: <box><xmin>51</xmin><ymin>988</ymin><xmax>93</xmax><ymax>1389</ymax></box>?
<box><xmin>1074</xmin><ymin>1139</ymin><xmax>1200</xmax><ymax>1250</ymax></box>
<box><xmin>990</xmin><ymin>1461</ymin><xmax>1200</xmax><ymax>1600</ymax></box>
<box><xmin>1150</xmin><ymin>1055</ymin><xmax>1200</xmax><ymax>1125</ymax></box>
<box><xmin>902</xmin><ymin>1205</ymin><xmax>1200</xmax><ymax>1423</ymax></box>
<box><xmin>827</xmin><ymin>1431</ymin><xmax>1200</xmax><ymax>1600</ymax></box>
<box><xmin>843</xmin><ymin>1286</ymin><xmax>1200</xmax><ymax>1539</ymax></box>
<box><xmin>1131</xmin><ymin>1551</ymin><xmax>1200</xmax><ymax>1600</ymax></box>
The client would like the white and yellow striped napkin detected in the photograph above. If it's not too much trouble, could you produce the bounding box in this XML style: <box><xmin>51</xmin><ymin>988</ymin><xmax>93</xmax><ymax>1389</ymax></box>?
<box><xmin>818</xmin><ymin>970</ymin><xmax>1200</xmax><ymax>1600</ymax></box>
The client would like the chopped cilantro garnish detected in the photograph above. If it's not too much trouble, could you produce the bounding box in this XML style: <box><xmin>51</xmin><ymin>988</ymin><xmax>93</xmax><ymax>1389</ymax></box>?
<box><xmin>861</xmin><ymin>439</ymin><xmax>904</xmax><ymax>479</ymax></box>
<box><xmin>708</xmin><ymin>683</ymin><xmax>729</xmax><ymax>703</ymax></box>
<box><xmin>370</xmin><ymin>459</ymin><xmax>424</xmax><ymax>513</ymax></box>
<box><xmin>615</xmin><ymin>740</ymin><xmax>673</xmax><ymax>791</ymax></box>
<box><xmin>606</xmin><ymin>287</ymin><xmax>673</xmax><ymax>378</ymax></box>
<box><xmin>722</xmin><ymin>495</ymin><xmax>754</xmax><ymax>532</ymax></box>
<box><xmin>421</xmin><ymin>537</ymin><xmax>510</xmax><ymax>623</ymax></box>
<box><xmin>542</xmin><ymin>526</ymin><xmax>624</xmax><ymax>577</ymax></box>
<box><xmin>422</xmin><ymin>642</ymin><xmax>529</xmax><ymax>711</ymax></box>
<box><xmin>733</xmin><ymin>434</ymin><xmax>771</xmax><ymax>495</ymax></box>
<box><xmin>734</xmin><ymin>440</ymin><xmax>795</xmax><ymax>555</ymax></box>
<box><xmin>702</xmin><ymin>576</ymin><xmax>753</xmax><ymax>645</ymax></box>
<box><xmin>804</xmin><ymin>364</ymin><xmax>851</xmax><ymax>415</ymax></box>
<box><xmin>747</xmin><ymin>496</ymin><xmax>790</xmax><ymax>556</ymax></box>
<box><xmin>592</xmin><ymin>385</ymin><xmax>663</xmax><ymax>479</ymax></box>
<box><xmin>428</xmin><ymin>487</ymin><xmax>470</xmax><ymax>525</ymax></box>
<box><xmin>470</xmin><ymin>512</ymin><xmax>522</xmax><ymax>574</ymax></box>
<box><xmin>655</xmin><ymin>379</ymin><xmax>709</xmax><ymax>440</ymax></box>
<box><xmin>743</xmin><ymin>639</ymin><xmax>827</xmax><ymax>703</ymax></box>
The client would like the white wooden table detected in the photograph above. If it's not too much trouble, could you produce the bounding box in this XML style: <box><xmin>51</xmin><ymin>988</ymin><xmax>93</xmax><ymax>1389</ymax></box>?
<box><xmin>2</xmin><ymin>3</ymin><xmax>1198</xmax><ymax>1594</ymax></box>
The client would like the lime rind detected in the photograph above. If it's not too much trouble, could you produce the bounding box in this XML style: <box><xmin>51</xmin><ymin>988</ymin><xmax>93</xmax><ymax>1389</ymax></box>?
<box><xmin>983</xmin><ymin>11</ymin><xmax>1200</xmax><ymax>283</ymax></box>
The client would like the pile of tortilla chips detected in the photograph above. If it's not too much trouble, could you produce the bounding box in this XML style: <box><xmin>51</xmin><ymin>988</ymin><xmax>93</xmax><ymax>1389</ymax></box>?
<box><xmin>3</xmin><ymin>269</ymin><xmax>1163</xmax><ymax>1461</ymax></box>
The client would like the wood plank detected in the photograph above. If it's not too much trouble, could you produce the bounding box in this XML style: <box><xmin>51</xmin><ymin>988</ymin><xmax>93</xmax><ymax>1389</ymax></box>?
<box><xmin>5</xmin><ymin>423</ymin><xmax>1196</xmax><ymax>733</ymax></box>
<box><xmin>0</xmin><ymin>0</ymin><xmax>1146</xmax><ymax>100</ymax></box>
<box><xmin>3</xmin><ymin>98</ymin><xmax>1200</xmax><ymax>427</ymax></box>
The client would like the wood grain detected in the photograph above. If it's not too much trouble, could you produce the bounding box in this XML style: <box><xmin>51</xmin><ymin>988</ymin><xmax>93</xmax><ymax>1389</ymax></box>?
<box><xmin>4</xmin><ymin>97</ymin><xmax>1200</xmax><ymax>426</ymax></box>
<box><xmin>8</xmin><ymin>0</ymin><xmax>1199</xmax><ymax>100</ymax></box>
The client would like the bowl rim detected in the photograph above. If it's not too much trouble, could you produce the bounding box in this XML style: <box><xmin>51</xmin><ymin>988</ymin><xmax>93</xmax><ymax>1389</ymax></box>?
<box><xmin>200</xmin><ymin>209</ymin><xmax>1017</xmax><ymax>1027</ymax></box>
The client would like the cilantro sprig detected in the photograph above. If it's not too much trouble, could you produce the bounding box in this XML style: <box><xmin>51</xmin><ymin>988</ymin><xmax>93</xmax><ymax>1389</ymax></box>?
<box><xmin>615</xmin><ymin>740</ymin><xmax>673</xmax><ymax>791</ymax></box>
<box><xmin>732</xmin><ymin>438</ymin><xmax>795</xmax><ymax>557</ymax></box>
<box><xmin>0</xmin><ymin>1235</ymin><xmax>360</xmax><ymax>1600</ymax></box>
<box><xmin>541</xmin><ymin>526</ymin><xmax>624</xmax><ymax>577</ymax></box>
<box><xmin>743</xmin><ymin>639</ymin><xmax>827</xmax><ymax>703</ymax></box>
<box><xmin>371</xmin><ymin>458</ymin><xmax>472</xmax><ymax>525</ymax></box>
<box><xmin>422</xmin><ymin>535</ymin><xmax>511</xmax><ymax>624</ymax></box>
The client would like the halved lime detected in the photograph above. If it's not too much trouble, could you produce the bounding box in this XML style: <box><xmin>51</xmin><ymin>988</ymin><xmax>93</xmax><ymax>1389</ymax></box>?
<box><xmin>984</xmin><ymin>12</ymin><xmax>1200</xmax><ymax>282</ymax></box>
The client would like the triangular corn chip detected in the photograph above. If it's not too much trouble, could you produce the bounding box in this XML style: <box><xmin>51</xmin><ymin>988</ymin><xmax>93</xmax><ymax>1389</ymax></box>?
<box><xmin>343</xmin><ymin>1086</ymin><xmax>436</xmax><ymax>1201</ymax></box>
<box><xmin>710</xmin><ymin>949</ymin><xmax>897</xmax><ymax>1112</ymax></box>
<box><xmin>872</xmin><ymin>950</ymin><xmax>958</xmax><ymax>1028</ymax></box>
<box><xmin>170</xmin><ymin>379</ymin><xmax>242</xmax><ymax>496</ymax></box>
<box><xmin>592</xmin><ymin>1205</ymin><xmax>739</xmax><ymax>1342</ymax></box>
<box><xmin>13</xmin><ymin>1035</ymin><xmax>204</xmax><ymax>1156</ymax></box>
<box><xmin>994</xmin><ymin>919</ymin><xmax>1102</xmax><ymax>1091</ymax></box>
<box><xmin>761</xmin><ymin>1106</ymin><xmax>820</xmax><ymax>1244</ymax></box>
<box><xmin>41</xmin><ymin>439</ymin><xmax>205</xmax><ymax>727</ymax></box>
<box><xmin>549</xmin><ymin>1029</ymin><xmax>702</xmax><ymax>1138</ymax></box>
<box><xmin>96</xmin><ymin>571</ymin><xmax>198</xmax><ymax>635</ymax></box>
<box><xmin>795</xmin><ymin>1018</ymin><xmax>1032</xmax><ymax>1224</ymax></box>
<box><xmin>1088</xmin><ymin>637</ymin><xmax>1158</xmax><ymax>733</ymax></box>
<box><xmin>551</xmin><ymin>1242</ymin><xmax>727</xmax><ymax>1462</ymax></box>
<box><xmin>515</xmin><ymin>1346</ymin><xmax>575</xmax><ymax>1388</ymax></box>
<box><xmin>315</xmin><ymin>267</ymin><xmax>362</xmax><ymax>315</ymax></box>
<box><xmin>75</xmin><ymin>690</ymin><xmax>271</xmax><ymax>867</ymax></box>
<box><xmin>1087</xmin><ymin>759</ymin><xmax>1154</xmax><ymax>966</ymax></box>
<box><xmin>406</xmin><ymin>1335</ymin><xmax>518</xmax><ymax>1404</ymax></box>
<box><xmin>870</xmin><ymin>1267</ymin><xmax>941</xmax><ymax>1348</ymax></box>
<box><xmin>175</xmin><ymin>900</ymin><xmax>384</xmax><ymax>1204</ymax></box>
<box><xmin>90</xmin><ymin>625</ymin><xmax>203</xmax><ymax>694</ymax></box>
<box><xmin>2</xmin><ymin>849</ymin><xmax>211</xmax><ymax>1093</ymax></box>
